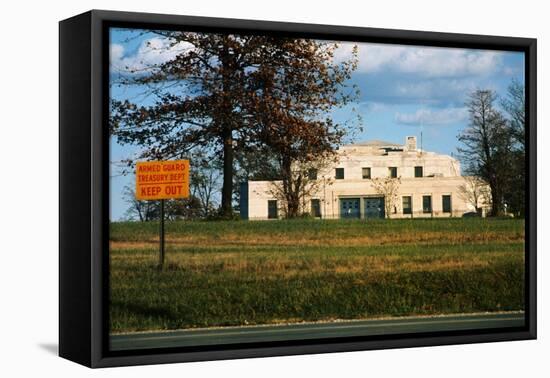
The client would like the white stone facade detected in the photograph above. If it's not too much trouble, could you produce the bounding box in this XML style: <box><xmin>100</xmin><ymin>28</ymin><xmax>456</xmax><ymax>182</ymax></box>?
<box><xmin>240</xmin><ymin>137</ymin><xmax>489</xmax><ymax>220</ymax></box>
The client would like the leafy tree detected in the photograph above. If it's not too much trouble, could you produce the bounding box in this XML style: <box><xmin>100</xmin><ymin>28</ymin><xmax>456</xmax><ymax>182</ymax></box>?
<box><xmin>458</xmin><ymin>89</ymin><xmax>513</xmax><ymax>216</ymax></box>
<box><xmin>245</xmin><ymin>40</ymin><xmax>360</xmax><ymax>217</ymax></box>
<box><xmin>233</xmin><ymin>146</ymin><xmax>281</xmax><ymax>182</ymax></box>
<box><xmin>110</xmin><ymin>32</ymin><xmax>274</xmax><ymax>218</ymax></box>
<box><xmin>232</xmin><ymin>146</ymin><xmax>281</xmax><ymax>208</ymax></box>
<box><xmin>110</xmin><ymin>33</ymin><xmax>360</xmax><ymax>220</ymax></box>
<box><xmin>165</xmin><ymin>196</ymin><xmax>204</xmax><ymax>220</ymax></box>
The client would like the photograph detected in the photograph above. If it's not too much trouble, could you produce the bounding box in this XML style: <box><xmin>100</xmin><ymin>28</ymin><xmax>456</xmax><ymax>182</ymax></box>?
<box><xmin>107</xmin><ymin>26</ymin><xmax>527</xmax><ymax>351</ymax></box>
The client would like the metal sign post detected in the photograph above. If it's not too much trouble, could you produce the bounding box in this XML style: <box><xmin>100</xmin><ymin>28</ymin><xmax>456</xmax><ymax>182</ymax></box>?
<box><xmin>159</xmin><ymin>199</ymin><xmax>165</xmax><ymax>269</ymax></box>
<box><xmin>135</xmin><ymin>160</ymin><xmax>190</xmax><ymax>270</ymax></box>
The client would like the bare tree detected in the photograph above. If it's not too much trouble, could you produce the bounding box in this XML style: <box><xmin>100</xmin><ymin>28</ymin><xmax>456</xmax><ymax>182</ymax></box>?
<box><xmin>501</xmin><ymin>79</ymin><xmax>525</xmax><ymax>149</ymax></box>
<box><xmin>458</xmin><ymin>176</ymin><xmax>492</xmax><ymax>215</ymax></box>
<box><xmin>123</xmin><ymin>182</ymin><xmax>204</xmax><ymax>221</ymax></box>
<box><xmin>122</xmin><ymin>184</ymin><xmax>159</xmax><ymax>221</ymax></box>
<box><xmin>267</xmin><ymin>157</ymin><xmax>335</xmax><ymax>218</ymax></box>
<box><xmin>458</xmin><ymin>89</ymin><xmax>512</xmax><ymax>216</ymax></box>
<box><xmin>371</xmin><ymin>177</ymin><xmax>401</xmax><ymax>219</ymax></box>
<box><xmin>189</xmin><ymin>153</ymin><xmax>222</xmax><ymax>217</ymax></box>
<box><xmin>501</xmin><ymin>79</ymin><xmax>526</xmax><ymax>216</ymax></box>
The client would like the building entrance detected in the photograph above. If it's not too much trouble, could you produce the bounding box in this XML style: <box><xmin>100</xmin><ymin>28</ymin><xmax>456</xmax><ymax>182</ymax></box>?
<box><xmin>340</xmin><ymin>198</ymin><xmax>360</xmax><ymax>219</ymax></box>
<box><xmin>364</xmin><ymin>197</ymin><xmax>385</xmax><ymax>219</ymax></box>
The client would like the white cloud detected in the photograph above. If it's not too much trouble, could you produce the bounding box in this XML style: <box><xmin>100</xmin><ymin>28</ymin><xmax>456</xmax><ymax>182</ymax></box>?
<box><xmin>361</xmin><ymin>101</ymin><xmax>390</xmax><ymax>112</ymax></box>
<box><xmin>395</xmin><ymin>107</ymin><xmax>468</xmax><ymax>126</ymax></box>
<box><xmin>336</xmin><ymin>42</ymin><xmax>504</xmax><ymax>78</ymax></box>
<box><xmin>114</xmin><ymin>38</ymin><xmax>504</xmax><ymax>80</ymax></box>
<box><xmin>395</xmin><ymin>78</ymin><xmax>477</xmax><ymax>101</ymax></box>
<box><xmin>110</xmin><ymin>37</ymin><xmax>193</xmax><ymax>74</ymax></box>
<box><xmin>110</xmin><ymin>43</ymin><xmax>124</xmax><ymax>62</ymax></box>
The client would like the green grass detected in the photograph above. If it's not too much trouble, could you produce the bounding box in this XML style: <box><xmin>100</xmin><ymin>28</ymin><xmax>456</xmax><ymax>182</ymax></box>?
<box><xmin>109</xmin><ymin>218</ymin><xmax>525</xmax><ymax>333</ymax></box>
<box><xmin>110</xmin><ymin>217</ymin><xmax>524</xmax><ymax>242</ymax></box>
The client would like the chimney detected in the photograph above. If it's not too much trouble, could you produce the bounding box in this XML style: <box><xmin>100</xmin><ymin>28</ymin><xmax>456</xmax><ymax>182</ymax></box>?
<box><xmin>405</xmin><ymin>136</ymin><xmax>417</xmax><ymax>151</ymax></box>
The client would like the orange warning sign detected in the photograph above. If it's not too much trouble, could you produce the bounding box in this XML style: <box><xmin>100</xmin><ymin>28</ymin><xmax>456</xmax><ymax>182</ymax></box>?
<box><xmin>135</xmin><ymin>160</ymin><xmax>190</xmax><ymax>200</ymax></box>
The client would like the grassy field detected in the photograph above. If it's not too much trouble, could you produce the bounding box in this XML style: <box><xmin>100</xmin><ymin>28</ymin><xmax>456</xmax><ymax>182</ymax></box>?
<box><xmin>109</xmin><ymin>218</ymin><xmax>525</xmax><ymax>334</ymax></box>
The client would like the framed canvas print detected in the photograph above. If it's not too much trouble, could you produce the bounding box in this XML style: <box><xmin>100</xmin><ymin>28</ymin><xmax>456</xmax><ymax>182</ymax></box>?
<box><xmin>59</xmin><ymin>10</ymin><xmax>537</xmax><ymax>368</ymax></box>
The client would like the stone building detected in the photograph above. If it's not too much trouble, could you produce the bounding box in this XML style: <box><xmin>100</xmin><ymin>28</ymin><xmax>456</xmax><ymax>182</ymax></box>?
<box><xmin>240</xmin><ymin>136</ymin><xmax>490</xmax><ymax>220</ymax></box>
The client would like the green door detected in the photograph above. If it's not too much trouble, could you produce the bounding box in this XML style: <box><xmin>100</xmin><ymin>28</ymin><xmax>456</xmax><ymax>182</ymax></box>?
<box><xmin>340</xmin><ymin>198</ymin><xmax>360</xmax><ymax>219</ymax></box>
<box><xmin>311</xmin><ymin>199</ymin><xmax>321</xmax><ymax>218</ymax></box>
<box><xmin>364</xmin><ymin>197</ymin><xmax>385</xmax><ymax>219</ymax></box>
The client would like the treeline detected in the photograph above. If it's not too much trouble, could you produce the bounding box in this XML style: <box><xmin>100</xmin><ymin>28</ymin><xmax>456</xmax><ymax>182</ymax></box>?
<box><xmin>110</xmin><ymin>32</ymin><xmax>361</xmax><ymax>220</ymax></box>
<box><xmin>458</xmin><ymin>80</ymin><xmax>526</xmax><ymax>217</ymax></box>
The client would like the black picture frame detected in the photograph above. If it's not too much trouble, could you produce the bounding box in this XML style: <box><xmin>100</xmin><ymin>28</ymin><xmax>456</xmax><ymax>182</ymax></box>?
<box><xmin>59</xmin><ymin>9</ymin><xmax>537</xmax><ymax>368</ymax></box>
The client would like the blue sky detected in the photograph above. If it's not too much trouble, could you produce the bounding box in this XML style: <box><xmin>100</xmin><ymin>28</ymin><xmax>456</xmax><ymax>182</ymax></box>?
<box><xmin>109</xmin><ymin>28</ymin><xmax>525</xmax><ymax>220</ymax></box>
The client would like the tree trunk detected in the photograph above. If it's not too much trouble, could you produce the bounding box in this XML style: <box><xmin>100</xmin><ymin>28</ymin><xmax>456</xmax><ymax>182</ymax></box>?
<box><xmin>221</xmin><ymin>129</ymin><xmax>234</xmax><ymax>217</ymax></box>
<box><xmin>219</xmin><ymin>39</ymin><xmax>234</xmax><ymax>218</ymax></box>
<box><xmin>488</xmin><ymin>175</ymin><xmax>500</xmax><ymax>216</ymax></box>
<box><xmin>281</xmin><ymin>156</ymin><xmax>300</xmax><ymax>218</ymax></box>
<box><xmin>480</xmin><ymin>111</ymin><xmax>500</xmax><ymax>217</ymax></box>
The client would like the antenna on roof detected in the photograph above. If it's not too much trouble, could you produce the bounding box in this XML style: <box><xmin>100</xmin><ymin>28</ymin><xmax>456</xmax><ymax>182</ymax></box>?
<box><xmin>420</xmin><ymin>99</ymin><xmax>425</xmax><ymax>156</ymax></box>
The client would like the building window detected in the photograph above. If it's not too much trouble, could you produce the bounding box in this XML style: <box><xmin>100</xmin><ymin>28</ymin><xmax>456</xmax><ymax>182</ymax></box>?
<box><xmin>442</xmin><ymin>195</ymin><xmax>452</xmax><ymax>213</ymax></box>
<box><xmin>422</xmin><ymin>195</ymin><xmax>432</xmax><ymax>213</ymax></box>
<box><xmin>362</xmin><ymin>167</ymin><xmax>371</xmax><ymax>179</ymax></box>
<box><xmin>402</xmin><ymin>196</ymin><xmax>412</xmax><ymax>215</ymax></box>
<box><xmin>388</xmin><ymin>167</ymin><xmax>397</xmax><ymax>178</ymax></box>
<box><xmin>311</xmin><ymin>199</ymin><xmax>321</xmax><ymax>218</ymax></box>
<box><xmin>414</xmin><ymin>166</ymin><xmax>423</xmax><ymax>178</ymax></box>
<box><xmin>268</xmin><ymin>200</ymin><xmax>278</xmax><ymax>219</ymax></box>
<box><xmin>308</xmin><ymin>168</ymin><xmax>318</xmax><ymax>180</ymax></box>
<box><xmin>335</xmin><ymin>168</ymin><xmax>345</xmax><ymax>180</ymax></box>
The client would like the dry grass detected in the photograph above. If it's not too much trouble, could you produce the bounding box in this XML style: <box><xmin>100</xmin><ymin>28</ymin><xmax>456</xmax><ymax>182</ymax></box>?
<box><xmin>111</xmin><ymin>230</ymin><xmax>523</xmax><ymax>250</ymax></box>
<box><xmin>109</xmin><ymin>218</ymin><xmax>525</xmax><ymax>332</ymax></box>
<box><xmin>111</xmin><ymin>247</ymin><xmax>515</xmax><ymax>278</ymax></box>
